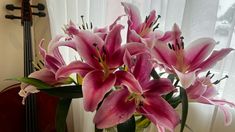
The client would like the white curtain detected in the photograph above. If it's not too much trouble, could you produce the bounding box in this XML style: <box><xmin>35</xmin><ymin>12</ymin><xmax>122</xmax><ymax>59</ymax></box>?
<box><xmin>46</xmin><ymin>0</ymin><xmax>235</xmax><ymax>131</ymax></box>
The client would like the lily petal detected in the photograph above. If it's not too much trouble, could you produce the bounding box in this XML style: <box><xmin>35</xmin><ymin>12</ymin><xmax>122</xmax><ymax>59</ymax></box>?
<box><xmin>56</xmin><ymin>60</ymin><xmax>94</xmax><ymax>79</ymax></box>
<box><xmin>197</xmin><ymin>48</ymin><xmax>234</xmax><ymax>72</ymax></box>
<box><xmin>218</xmin><ymin>105</ymin><xmax>232</xmax><ymax>126</ymax></box>
<box><xmin>45</xmin><ymin>55</ymin><xmax>63</xmax><ymax>72</ymax></box>
<box><xmin>152</xmin><ymin>43</ymin><xmax>176</xmax><ymax>69</ymax></box>
<box><xmin>186</xmin><ymin>79</ymin><xmax>207</xmax><ymax>99</ymax></box>
<box><xmin>124</xmin><ymin>42</ymin><xmax>149</xmax><ymax>55</ymax></box>
<box><xmin>137</xmin><ymin>95</ymin><xmax>180</xmax><ymax>132</ymax></box>
<box><xmin>94</xmin><ymin>89</ymin><xmax>136</xmax><ymax>128</ymax></box>
<box><xmin>105</xmin><ymin>24</ymin><xmax>124</xmax><ymax>54</ymax></box>
<box><xmin>121</xmin><ymin>2</ymin><xmax>141</xmax><ymax>31</ymax></box>
<box><xmin>115</xmin><ymin>71</ymin><xmax>142</xmax><ymax>94</ymax></box>
<box><xmin>74</xmin><ymin>31</ymin><xmax>104</xmax><ymax>69</ymax></box>
<box><xmin>157</xmin><ymin>125</ymin><xmax>166</xmax><ymax>132</ymax></box>
<box><xmin>39</xmin><ymin>39</ymin><xmax>46</xmax><ymax>58</ymax></box>
<box><xmin>143</xmin><ymin>79</ymin><xmax>174</xmax><ymax>95</ymax></box>
<box><xmin>186</xmin><ymin>38</ymin><xmax>216</xmax><ymax>70</ymax></box>
<box><xmin>47</xmin><ymin>35</ymin><xmax>66</xmax><ymax>65</ymax></box>
<box><xmin>133</xmin><ymin>53</ymin><xmax>152</xmax><ymax>86</ymax></box>
<box><xmin>83</xmin><ymin>70</ymin><xmax>116</xmax><ymax>112</ymax></box>
<box><xmin>174</xmin><ymin>68</ymin><xmax>197</xmax><ymax>88</ymax></box>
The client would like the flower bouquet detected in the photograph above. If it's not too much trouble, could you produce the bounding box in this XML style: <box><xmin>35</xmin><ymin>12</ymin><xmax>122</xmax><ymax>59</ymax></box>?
<box><xmin>14</xmin><ymin>2</ymin><xmax>235</xmax><ymax>132</ymax></box>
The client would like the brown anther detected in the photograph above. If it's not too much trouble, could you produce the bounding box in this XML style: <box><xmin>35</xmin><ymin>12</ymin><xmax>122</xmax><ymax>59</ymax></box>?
<box><xmin>181</xmin><ymin>42</ymin><xmax>184</xmax><ymax>49</ymax></box>
<box><xmin>214</xmin><ymin>75</ymin><xmax>229</xmax><ymax>84</ymax></box>
<box><xmin>93</xmin><ymin>43</ymin><xmax>98</xmax><ymax>47</ymax></box>
<box><xmin>102</xmin><ymin>46</ymin><xmax>107</xmax><ymax>54</ymax></box>
<box><xmin>90</xmin><ymin>22</ymin><xmax>93</xmax><ymax>29</ymax></box>
<box><xmin>86</xmin><ymin>23</ymin><xmax>89</xmax><ymax>29</ymax></box>
<box><xmin>206</xmin><ymin>71</ymin><xmax>211</xmax><ymax>77</ymax></box>
<box><xmin>149</xmin><ymin>22</ymin><xmax>153</xmax><ymax>28</ymax></box>
<box><xmin>153</xmin><ymin>23</ymin><xmax>159</xmax><ymax>31</ymax></box>
<box><xmin>82</xmin><ymin>25</ymin><xmax>86</xmax><ymax>30</ymax></box>
<box><xmin>168</xmin><ymin>43</ymin><xmax>172</xmax><ymax>49</ymax></box>
<box><xmin>210</xmin><ymin>74</ymin><xmax>215</xmax><ymax>79</ymax></box>
<box><xmin>172</xmin><ymin>44</ymin><xmax>175</xmax><ymax>51</ymax></box>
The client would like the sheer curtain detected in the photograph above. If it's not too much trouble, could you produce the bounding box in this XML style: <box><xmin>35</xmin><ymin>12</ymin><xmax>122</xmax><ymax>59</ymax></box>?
<box><xmin>46</xmin><ymin>0</ymin><xmax>235</xmax><ymax>131</ymax></box>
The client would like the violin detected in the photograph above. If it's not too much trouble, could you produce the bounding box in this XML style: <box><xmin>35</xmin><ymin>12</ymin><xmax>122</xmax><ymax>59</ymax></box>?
<box><xmin>1</xmin><ymin>0</ymin><xmax>59</xmax><ymax>131</ymax></box>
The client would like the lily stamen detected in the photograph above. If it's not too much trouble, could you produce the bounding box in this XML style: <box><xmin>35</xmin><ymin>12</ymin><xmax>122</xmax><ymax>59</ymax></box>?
<box><xmin>168</xmin><ymin>43</ymin><xmax>172</xmax><ymax>50</ymax></box>
<box><xmin>213</xmin><ymin>75</ymin><xmax>229</xmax><ymax>84</ymax></box>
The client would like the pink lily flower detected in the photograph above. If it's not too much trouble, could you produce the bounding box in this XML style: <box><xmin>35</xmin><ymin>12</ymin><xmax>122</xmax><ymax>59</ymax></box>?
<box><xmin>122</xmin><ymin>2</ymin><xmax>164</xmax><ymax>47</ymax></box>
<box><xmin>186</xmin><ymin>76</ymin><xmax>235</xmax><ymax>126</ymax></box>
<box><xmin>19</xmin><ymin>38</ymin><xmax>71</xmax><ymax>103</ymax></box>
<box><xmin>153</xmin><ymin>24</ymin><xmax>233</xmax><ymax>88</ymax></box>
<box><xmin>94</xmin><ymin>53</ymin><xmax>180</xmax><ymax>132</ymax></box>
<box><xmin>56</xmin><ymin>24</ymin><xmax>148</xmax><ymax>112</ymax></box>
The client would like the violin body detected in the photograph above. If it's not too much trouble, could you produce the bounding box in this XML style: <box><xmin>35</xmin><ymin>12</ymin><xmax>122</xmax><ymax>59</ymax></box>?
<box><xmin>1</xmin><ymin>1</ymin><xmax>59</xmax><ymax>131</ymax></box>
<box><xmin>0</xmin><ymin>84</ymin><xmax>59</xmax><ymax>132</ymax></box>
<box><xmin>0</xmin><ymin>84</ymin><xmax>25</xmax><ymax>132</ymax></box>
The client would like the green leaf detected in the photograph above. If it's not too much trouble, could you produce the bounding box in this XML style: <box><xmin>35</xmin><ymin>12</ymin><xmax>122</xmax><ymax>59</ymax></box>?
<box><xmin>117</xmin><ymin>116</ymin><xmax>135</xmax><ymax>132</ymax></box>
<box><xmin>56</xmin><ymin>98</ymin><xmax>72</xmax><ymax>132</ymax></box>
<box><xmin>167</xmin><ymin>74</ymin><xmax>175</xmax><ymax>83</ymax></box>
<box><xmin>180</xmin><ymin>87</ymin><xmax>188</xmax><ymax>132</ymax></box>
<box><xmin>136</xmin><ymin>116</ymin><xmax>150</xmax><ymax>128</ymax></box>
<box><xmin>39</xmin><ymin>85</ymin><xmax>83</xmax><ymax>98</ymax></box>
<box><xmin>150</xmin><ymin>69</ymin><xmax>160</xmax><ymax>79</ymax></box>
<box><xmin>8</xmin><ymin>77</ymin><xmax>52</xmax><ymax>89</ymax></box>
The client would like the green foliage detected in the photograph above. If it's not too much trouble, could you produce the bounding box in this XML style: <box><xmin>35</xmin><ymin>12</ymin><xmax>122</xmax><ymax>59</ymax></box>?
<box><xmin>56</xmin><ymin>98</ymin><xmax>72</xmax><ymax>132</ymax></box>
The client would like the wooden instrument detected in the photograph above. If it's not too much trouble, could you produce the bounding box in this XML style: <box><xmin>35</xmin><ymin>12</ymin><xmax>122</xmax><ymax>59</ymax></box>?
<box><xmin>1</xmin><ymin>0</ymin><xmax>58</xmax><ymax>131</ymax></box>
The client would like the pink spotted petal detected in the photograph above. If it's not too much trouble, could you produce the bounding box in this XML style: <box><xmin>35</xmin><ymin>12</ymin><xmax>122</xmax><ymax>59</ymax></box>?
<box><xmin>202</xmin><ymin>85</ymin><xmax>218</xmax><ymax>98</ymax></box>
<box><xmin>211</xmin><ymin>99</ymin><xmax>235</xmax><ymax>108</ymax></box>
<box><xmin>171</xmin><ymin>24</ymin><xmax>182</xmax><ymax>45</ymax></box>
<box><xmin>152</xmin><ymin>43</ymin><xmax>176</xmax><ymax>69</ymax></box>
<box><xmin>65</xmin><ymin>20</ymin><xmax>79</xmax><ymax>35</ymax></box>
<box><xmin>143</xmin><ymin>79</ymin><xmax>174</xmax><ymax>95</ymax></box>
<box><xmin>145</xmin><ymin>10</ymin><xmax>156</xmax><ymax>29</ymax></box>
<box><xmin>174</xmin><ymin>68</ymin><xmax>197</xmax><ymax>88</ymax></box>
<box><xmin>121</xmin><ymin>2</ymin><xmax>141</xmax><ymax>31</ymax></box>
<box><xmin>47</xmin><ymin>35</ymin><xmax>66</xmax><ymax>65</ymax></box>
<box><xmin>124</xmin><ymin>42</ymin><xmax>149</xmax><ymax>55</ymax></box>
<box><xmin>127</xmin><ymin>29</ymin><xmax>141</xmax><ymax>43</ymax></box>
<box><xmin>109</xmin><ymin>15</ymin><xmax>126</xmax><ymax>30</ymax></box>
<box><xmin>29</xmin><ymin>68</ymin><xmax>57</xmax><ymax>85</ymax></box>
<box><xmin>186</xmin><ymin>79</ymin><xmax>207</xmax><ymax>99</ymax></box>
<box><xmin>137</xmin><ymin>95</ymin><xmax>180</xmax><ymax>131</ymax></box>
<box><xmin>94</xmin><ymin>89</ymin><xmax>136</xmax><ymax>128</ymax></box>
<box><xmin>218</xmin><ymin>105</ymin><xmax>232</xmax><ymax>126</ymax></box>
<box><xmin>186</xmin><ymin>38</ymin><xmax>216</xmax><ymax>70</ymax></box>
<box><xmin>56</xmin><ymin>60</ymin><xmax>94</xmax><ymax>79</ymax></box>
<box><xmin>107</xmin><ymin>48</ymin><xmax>125</xmax><ymax>69</ymax></box>
<box><xmin>159</xmin><ymin>24</ymin><xmax>181</xmax><ymax>44</ymax></box>
<box><xmin>197</xmin><ymin>48</ymin><xmax>234</xmax><ymax>72</ymax></box>
<box><xmin>158</xmin><ymin>31</ymin><xmax>173</xmax><ymax>42</ymax></box>
<box><xmin>196</xmin><ymin>97</ymin><xmax>235</xmax><ymax>126</ymax></box>
<box><xmin>74</xmin><ymin>31</ymin><xmax>104</xmax><ymax>69</ymax></box>
<box><xmin>83</xmin><ymin>70</ymin><xmax>116</xmax><ymax>112</ymax></box>
<box><xmin>45</xmin><ymin>55</ymin><xmax>63</xmax><ymax>73</ymax></box>
<box><xmin>123</xmin><ymin>50</ymin><xmax>133</xmax><ymax>69</ymax></box>
<box><xmin>39</xmin><ymin>39</ymin><xmax>46</xmax><ymax>58</ymax></box>
<box><xmin>105</xmin><ymin>24</ymin><xmax>124</xmax><ymax>54</ymax></box>
<box><xmin>94</xmin><ymin>27</ymin><xmax>108</xmax><ymax>40</ymax></box>
<box><xmin>115</xmin><ymin>71</ymin><xmax>142</xmax><ymax>94</ymax></box>
<box><xmin>133</xmin><ymin>53</ymin><xmax>153</xmax><ymax>86</ymax></box>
